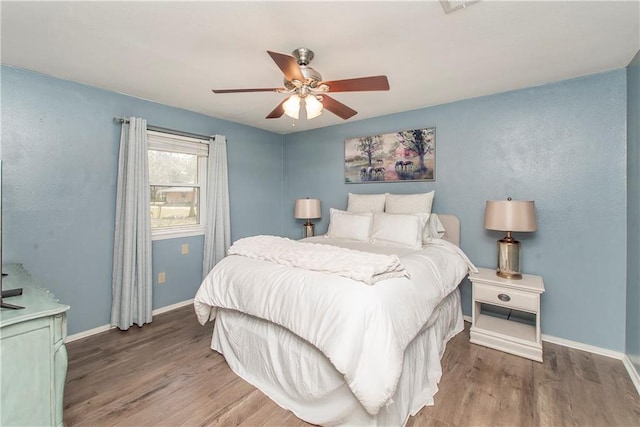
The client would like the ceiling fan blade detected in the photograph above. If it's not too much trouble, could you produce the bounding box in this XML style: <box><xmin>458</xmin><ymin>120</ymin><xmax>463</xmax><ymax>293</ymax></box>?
<box><xmin>212</xmin><ymin>88</ymin><xmax>282</xmax><ymax>94</ymax></box>
<box><xmin>321</xmin><ymin>95</ymin><xmax>357</xmax><ymax>120</ymax></box>
<box><xmin>321</xmin><ymin>76</ymin><xmax>390</xmax><ymax>92</ymax></box>
<box><xmin>266</xmin><ymin>99</ymin><xmax>286</xmax><ymax>119</ymax></box>
<box><xmin>267</xmin><ymin>51</ymin><xmax>305</xmax><ymax>82</ymax></box>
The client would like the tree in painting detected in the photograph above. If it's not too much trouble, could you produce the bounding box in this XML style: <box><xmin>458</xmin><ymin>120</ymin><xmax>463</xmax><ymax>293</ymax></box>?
<box><xmin>356</xmin><ymin>135</ymin><xmax>383</xmax><ymax>166</ymax></box>
<box><xmin>396</xmin><ymin>128</ymin><xmax>434</xmax><ymax>172</ymax></box>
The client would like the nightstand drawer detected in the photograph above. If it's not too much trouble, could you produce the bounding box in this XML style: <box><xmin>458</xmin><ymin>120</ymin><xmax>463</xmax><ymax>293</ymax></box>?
<box><xmin>474</xmin><ymin>282</ymin><xmax>538</xmax><ymax>312</ymax></box>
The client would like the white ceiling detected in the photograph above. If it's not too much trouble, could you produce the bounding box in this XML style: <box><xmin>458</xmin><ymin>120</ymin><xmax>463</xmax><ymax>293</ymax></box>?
<box><xmin>1</xmin><ymin>1</ymin><xmax>638</xmax><ymax>135</ymax></box>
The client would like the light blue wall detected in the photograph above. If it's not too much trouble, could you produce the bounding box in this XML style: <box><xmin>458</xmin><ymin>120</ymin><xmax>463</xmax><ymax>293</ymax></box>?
<box><xmin>1</xmin><ymin>64</ymin><xmax>632</xmax><ymax>352</ymax></box>
<box><xmin>283</xmin><ymin>70</ymin><xmax>628</xmax><ymax>351</ymax></box>
<box><xmin>1</xmin><ymin>66</ymin><xmax>284</xmax><ymax>335</ymax></box>
<box><xmin>627</xmin><ymin>50</ymin><xmax>640</xmax><ymax>370</ymax></box>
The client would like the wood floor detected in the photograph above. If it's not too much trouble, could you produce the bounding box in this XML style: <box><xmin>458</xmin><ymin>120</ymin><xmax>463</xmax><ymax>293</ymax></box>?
<box><xmin>64</xmin><ymin>305</ymin><xmax>640</xmax><ymax>426</ymax></box>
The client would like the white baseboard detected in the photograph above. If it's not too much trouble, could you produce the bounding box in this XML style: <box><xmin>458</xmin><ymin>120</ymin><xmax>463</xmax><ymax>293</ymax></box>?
<box><xmin>66</xmin><ymin>323</ymin><xmax>115</xmax><ymax>343</ymax></box>
<box><xmin>540</xmin><ymin>333</ymin><xmax>625</xmax><ymax>360</ymax></box>
<box><xmin>622</xmin><ymin>355</ymin><xmax>640</xmax><ymax>396</ymax></box>
<box><xmin>464</xmin><ymin>315</ymin><xmax>640</xmax><ymax>396</ymax></box>
<box><xmin>65</xmin><ymin>298</ymin><xmax>194</xmax><ymax>343</ymax></box>
<box><xmin>152</xmin><ymin>298</ymin><xmax>194</xmax><ymax>315</ymax></box>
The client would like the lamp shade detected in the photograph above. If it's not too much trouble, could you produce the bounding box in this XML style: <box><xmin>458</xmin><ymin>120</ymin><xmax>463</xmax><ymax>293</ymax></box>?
<box><xmin>294</xmin><ymin>198</ymin><xmax>321</xmax><ymax>219</ymax></box>
<box><xmin>305</xmin><ymin>95</ymin><xmax>323</xmax><ymax>119</ymax></box>
<box><xmin>283</xmin><ymin>94</ymin><xmax>301</xmax><ymax>119</ymax></box>
<box><xmin>484</xmin><ymin>200</ymin><xmax>537</xmax><ymax>232</ymax></box>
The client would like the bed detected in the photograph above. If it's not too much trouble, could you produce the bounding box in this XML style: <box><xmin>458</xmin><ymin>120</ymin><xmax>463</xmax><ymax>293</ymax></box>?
<box><xmin>194</xmin><ymin>197</ymin><xmax>476</xmax><ymax>426</ymax></box>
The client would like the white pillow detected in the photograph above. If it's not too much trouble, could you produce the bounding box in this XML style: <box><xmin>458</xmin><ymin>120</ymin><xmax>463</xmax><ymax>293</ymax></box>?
<box><xmin>370</xmin><ymin>212</ymin><xmax>426</xmax><ymax>249</ymax></box>
<box><xmin>385</xmin><ymin>191</ymin><xmax>434</xmax><ymax>216</ymax></box>
<box><xmin>326</xmin><ymin>208</ymin><xmax>373</xmax><ymax>241</ymax></box>
<box><xmin>426</xmin><ymin>213</ymin><xmax>447</xmax><ymax>239</ymax></box>
<box><xmin>347</xmin><ymin>193</ymin><xmax>386</xmax><ymax>213</ymax></box>
<box><xmin>385</xmin><ymin>191</ymin><xmax>435</xmax><ymax>243</ymax></box>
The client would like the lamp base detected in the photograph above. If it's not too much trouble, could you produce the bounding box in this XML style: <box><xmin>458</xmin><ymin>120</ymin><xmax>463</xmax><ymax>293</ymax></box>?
<box><xmin>496</xmin><ymin>236</ymin><xmax>522</xmax><ymax>280</ymax></box>
<box><xmin>302</xmin><ymin>221</ymin><xmax>315</xmax><ymax>238</ymax></box>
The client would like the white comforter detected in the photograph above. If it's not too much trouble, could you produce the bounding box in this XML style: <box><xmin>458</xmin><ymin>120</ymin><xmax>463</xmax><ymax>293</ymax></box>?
<box><xmin>228</xmin><ymin>235</ymin><xmax>409</xmax><ymax>284</ymax></box>
<box><xmin>194</xmin><ymin>237</ymin><xmax>476</xmax><ymax>416</ymax></box>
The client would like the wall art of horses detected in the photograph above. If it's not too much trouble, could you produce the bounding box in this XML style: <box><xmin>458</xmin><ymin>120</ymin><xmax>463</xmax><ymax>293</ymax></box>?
<box><xmin>344</xmin><ymin>127</ymin><xmax>435</xmax><ymax>183</ymax></box>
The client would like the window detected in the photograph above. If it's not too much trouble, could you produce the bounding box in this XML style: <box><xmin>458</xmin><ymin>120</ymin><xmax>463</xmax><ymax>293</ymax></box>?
<box><xmin>147</xmin><ymin>130</ymin><xmax>209</xmax><ymax>240</ymax></box>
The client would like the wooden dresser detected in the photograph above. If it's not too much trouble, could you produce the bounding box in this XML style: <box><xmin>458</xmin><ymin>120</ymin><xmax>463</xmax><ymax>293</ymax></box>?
<box><xmin>0</xmin><ymin>264</ymin><xmax>70</xmax><ymax>427</ymax></box>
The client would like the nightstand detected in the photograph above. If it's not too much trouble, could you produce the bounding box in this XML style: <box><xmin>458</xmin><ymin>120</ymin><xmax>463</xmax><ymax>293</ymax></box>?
<box><xmin>469</xmin><ymin>267</ymin><xmax>545</xmax><ymax>362</ymax></box>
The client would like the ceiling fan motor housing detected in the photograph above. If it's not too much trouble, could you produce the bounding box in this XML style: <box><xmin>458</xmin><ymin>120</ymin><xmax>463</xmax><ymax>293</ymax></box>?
<box><xmin>284</xmin><ymin>66</ymin><xmax>323</xmax><ymax>91</ymax></box>
<box><xmin>284</xmin><ymin>48</ymin><xmax>323</xmax><ymax>91</ymax></box>
<box><xmin>292</xmin><ymin>48</ymin><xmax>314</xmax><ymax>65</ymax></box>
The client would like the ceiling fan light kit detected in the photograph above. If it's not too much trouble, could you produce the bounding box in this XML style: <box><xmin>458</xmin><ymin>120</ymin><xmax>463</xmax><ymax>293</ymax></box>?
<box><xmin>212</xmin><ymin>48</ymin><xmax>390</xmax><ymax>121</ymax></box>
<box><xmin>283</xmin><ymin>94</ymin><xmax>301</xmax><ymax>119</ymax></box>
<box><xmin>282</xmin><ymin>93</ymin><xmax>323</xmax><ymax>120</ymax></box>
<box><xmin>305</xmin><ymin>95</ymin><xmax>323</xmax><ymax>119</ymax></box>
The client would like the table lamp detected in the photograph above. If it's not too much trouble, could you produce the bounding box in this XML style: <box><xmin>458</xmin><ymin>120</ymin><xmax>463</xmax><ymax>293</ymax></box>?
<box><xmin>294</xmin><ymin>198</ymin><xmax>321</xmax><ymax>238</ymax></box>
<box><xmin>484</xmin><ymin>198</ymin><xmax>537</xmax><ymax>279</ymax></box>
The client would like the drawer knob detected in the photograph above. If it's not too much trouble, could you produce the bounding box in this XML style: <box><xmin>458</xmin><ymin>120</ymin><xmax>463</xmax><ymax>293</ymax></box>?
<box><xmin>498</xmin><ymin>293</ymin><xmax>511</xmax><ymax>302</ymax></box>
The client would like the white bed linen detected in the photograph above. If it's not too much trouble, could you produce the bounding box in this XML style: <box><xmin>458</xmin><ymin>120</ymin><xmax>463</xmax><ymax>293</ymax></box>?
<box><xmin>211</xmin><ymin>289</ymin><xmax>464</xmax><ymax>426</ymax></box>
<box><xmin>194</xmin><ymin>237</ymin><xmax>475</xmax><ymax>415</ymax></box>
<box><xmin>228</xmin><ymin>235</ymin><xmax>409</xmax><ymax>284</ymax></box>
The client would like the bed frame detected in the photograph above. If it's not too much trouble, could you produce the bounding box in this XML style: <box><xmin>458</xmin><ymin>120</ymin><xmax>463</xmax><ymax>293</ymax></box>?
<box><xmin>435</xmin><ymin>213</ymin><xmax>460</xmax><ymax>247</ymax></box>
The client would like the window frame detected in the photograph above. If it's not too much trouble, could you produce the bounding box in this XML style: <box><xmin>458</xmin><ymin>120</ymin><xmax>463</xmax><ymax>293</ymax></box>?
<box><xmin>147</xmin><ymin>130</ymin><xmax>209</xmax><ymax>241</ymax></box>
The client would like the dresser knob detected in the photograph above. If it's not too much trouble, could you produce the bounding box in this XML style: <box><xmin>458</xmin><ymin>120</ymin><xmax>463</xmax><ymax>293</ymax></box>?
<box><xmin>498</xmin><ymin>293</ymin><xmax>511</xmax><ymax>302</ymax></box>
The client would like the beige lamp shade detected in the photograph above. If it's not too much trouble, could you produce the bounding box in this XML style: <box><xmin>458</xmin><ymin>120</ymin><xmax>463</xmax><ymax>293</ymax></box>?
<box><xmin>294</xmin><ymin>198</ymin><xmax>321</xmax><ymax>219</ymax></box>
<box><xmin>305</xmin><ymin>95</ymin><xmax>323</xmax><ymax>119</ymax></box>
<box><xmin>484</xmin><ymin>200</ymin><xmax>537</xmax><ymax>232</ymax></box>
<box><xmin>283</xmin><ymin>94</ymin><xmax>301</xmax><ymax>119</ymax></box>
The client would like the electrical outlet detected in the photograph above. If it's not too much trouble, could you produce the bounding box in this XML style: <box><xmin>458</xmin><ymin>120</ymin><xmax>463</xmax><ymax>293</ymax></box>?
<box><xmin>158</xmin><ymin>272</ymin><xmax>166</xmax><ymax>284</ymax></box>
<box><xmin>181</xmin><ymin>243</ymin><xmax>189</xmax><ymax>255</ymax></box>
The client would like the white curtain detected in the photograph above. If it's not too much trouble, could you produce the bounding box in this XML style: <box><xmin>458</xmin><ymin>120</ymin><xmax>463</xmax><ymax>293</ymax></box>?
<box><xmin>111</xmin><ymin>117</ymin><xmax>153</xmax><ymax>330</ymax></box>
<box><xmin>203</xmin><ymin>135</ymin><xmax>231</xmax><ymax>279</ymax></box>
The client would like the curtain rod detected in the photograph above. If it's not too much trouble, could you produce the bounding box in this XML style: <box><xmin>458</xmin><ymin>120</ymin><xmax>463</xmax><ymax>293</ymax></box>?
<box><xmin>113</xmin><ymin>117</ymin><xmax>214</xmax><ymax>141</ymax></box>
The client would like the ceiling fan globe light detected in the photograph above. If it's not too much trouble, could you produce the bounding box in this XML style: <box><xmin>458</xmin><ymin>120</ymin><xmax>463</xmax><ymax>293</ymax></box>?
<box><xmin>305</xmin><ymin>96</ymin><xmax>323</xmax><ymax>119</ymax></box>
<box><xmin>283</xmin><ymin>94</ymin><xmax>301</xmax><ymax>119</ymax></box>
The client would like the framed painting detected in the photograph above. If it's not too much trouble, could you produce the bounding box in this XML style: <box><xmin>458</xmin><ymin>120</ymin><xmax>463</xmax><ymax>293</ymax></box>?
<box><xmin>344</xmin><ymin>127</ymin><xmax>435</xmax><ymax>183</ymax></box>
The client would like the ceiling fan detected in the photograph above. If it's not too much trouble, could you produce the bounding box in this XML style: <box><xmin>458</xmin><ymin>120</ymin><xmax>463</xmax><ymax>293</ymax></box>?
<box><xmin>212</xmin><ymin>48</ymin><xmax>390</xmax><ymax>120</ymax></box>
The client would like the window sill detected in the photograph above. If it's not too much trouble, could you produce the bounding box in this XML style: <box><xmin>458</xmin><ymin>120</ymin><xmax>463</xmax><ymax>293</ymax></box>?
<box><xmin>152</xmin><ymin>226</ymin><xmax>205</xmax><ymax>241</ymax></box>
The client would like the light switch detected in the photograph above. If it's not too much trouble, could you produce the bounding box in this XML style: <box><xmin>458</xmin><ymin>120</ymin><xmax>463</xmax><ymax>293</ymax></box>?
<box><xmin>158</xmin><ymin>272</ymin><xmax>166</xmax><ymax>283</ymax></box>
<box><xmin>181</xmin><ymin>243</ymin><xmax>189</xmax><ymax>255</ymax></box>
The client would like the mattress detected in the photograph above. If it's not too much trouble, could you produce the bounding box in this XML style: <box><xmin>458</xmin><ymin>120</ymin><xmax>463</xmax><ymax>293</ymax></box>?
<box><xmin>210</xmin><ymin>288</ymin><xmax>464</xmax><ymax>426</ymax></box>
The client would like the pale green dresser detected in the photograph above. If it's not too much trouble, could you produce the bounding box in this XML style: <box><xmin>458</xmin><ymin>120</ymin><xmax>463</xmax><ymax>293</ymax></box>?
<box><xmin>0</xmin><ymin>264</ymin><xmax>70</xmax><ymax>426</ymax></box>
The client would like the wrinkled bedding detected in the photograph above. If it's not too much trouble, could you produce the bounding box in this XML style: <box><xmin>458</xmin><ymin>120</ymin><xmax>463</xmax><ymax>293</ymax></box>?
<box><xmin>194</xmin><ymin>237</ymin><xmax>476</xmax><ymax>415</ymax></box>
<box><xmin>228</xmin><ymin>235</ymin><xmax>409</xmax><ymax>284</ymax></box>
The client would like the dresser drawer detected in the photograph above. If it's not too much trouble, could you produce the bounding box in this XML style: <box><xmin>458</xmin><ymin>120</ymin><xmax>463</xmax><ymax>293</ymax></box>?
<box><xmin>474</xmin><ymin>282</ymin><xmax>538</xmax><ymax>312</ymax></box>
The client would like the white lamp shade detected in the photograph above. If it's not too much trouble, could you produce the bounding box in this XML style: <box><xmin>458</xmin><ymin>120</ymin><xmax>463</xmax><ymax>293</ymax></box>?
<box><xmin>484</xmin><ymin>200</ymin><xmax>537</xmax><ymax>232</ymax></box>
<box><xmin>283</xmin><ymin>94</ymin><xmax>301</xmax><ymax>119</ymax></box>
<box><xmin>305</xmin><ymin>95</ymin><xmax>323</xmax><ymax>119</ymax></box>
<box><xmin>294</xmin><ymin>198</ymin><xmax>321</xmax><ymax>219</ymax></box>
